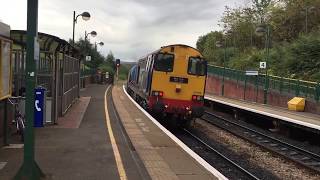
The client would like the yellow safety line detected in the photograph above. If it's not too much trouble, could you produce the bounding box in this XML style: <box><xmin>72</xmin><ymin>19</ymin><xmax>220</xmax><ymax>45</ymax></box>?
<box><xmin>104</xmin><ymin>86</ymin><xmax>127</xmax><ymax>180</ymax></box>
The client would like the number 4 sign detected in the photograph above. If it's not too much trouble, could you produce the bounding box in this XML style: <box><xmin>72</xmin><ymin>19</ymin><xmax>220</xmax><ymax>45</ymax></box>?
<box><xmin>260</xmin><ymin>62</ymin><xmax>266</xmax><ymax>69</ymax></box>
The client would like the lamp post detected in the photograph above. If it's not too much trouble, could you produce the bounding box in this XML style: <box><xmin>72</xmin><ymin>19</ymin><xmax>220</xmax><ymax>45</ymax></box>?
<box><xmin>95</xmin><ymin>41</ymin><xmax>104</xmax><ymax>51</ymax></box>
<box><xmin>72</xmin><ymin>11</ymin><xmax>90</xmax><ymax>45</ymax></box>
<box><xmin>303</xmin><ymin>6</ymin><xmax>316</xmax><ymax>34</ymax></box>
<box><xmin>256</xmin><ymin>24</ymin><xmax>271</xmax><ymax>104</ymax></box>
<box><xmin>84</xmin><ymin>31</ymin><xmax>97</xmax><ymax>59</ymax></box>
<box><xmin>215</xmin><ymin>39</ymin><xmax>227</xmax><ymax>96</ymax></box>
<box><xmin>73</xmin><ymin>11</ymin><xmax>90</xmax><ymax>99</ymax></box>
<box><xmin>84</xmin><ymin>31</ymin><xmax>97</xmax><ymax>60</ymax></box>
<box><xmin>84</xmin><ymin>30</ymin><xmax>97</xmax><ymax>41</ymax></box>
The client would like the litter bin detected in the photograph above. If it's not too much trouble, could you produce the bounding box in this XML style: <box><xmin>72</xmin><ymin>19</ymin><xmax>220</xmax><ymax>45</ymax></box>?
<box><xmin>34</xmin><ymin>87</ymin><xmax>46</xmax><ymax>127</ymax></box>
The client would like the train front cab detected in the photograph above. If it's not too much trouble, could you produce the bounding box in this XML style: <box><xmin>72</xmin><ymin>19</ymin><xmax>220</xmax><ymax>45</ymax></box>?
<box><xmin>149</xmin><ymin>45</ymin><xmax>207</xmax><ymax>119</ymax></box>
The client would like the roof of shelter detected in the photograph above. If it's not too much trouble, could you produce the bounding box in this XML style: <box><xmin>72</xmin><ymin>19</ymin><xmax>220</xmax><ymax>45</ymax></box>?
<box><xmin>10</xmin><ymin>30</ymin><xmax>78</xmax><ymax>54</ymax></box>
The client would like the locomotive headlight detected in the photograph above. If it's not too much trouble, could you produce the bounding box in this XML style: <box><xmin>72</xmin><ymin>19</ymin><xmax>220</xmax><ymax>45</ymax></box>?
<box><xmin>192</xmin><ymin>95</ymin><xmax>204</xmax><ymax>101</ymax></box>
<box><xmin>152</xmin><ymin>91</ymin><xmax>164</xmax><ymax>97</ymax></box>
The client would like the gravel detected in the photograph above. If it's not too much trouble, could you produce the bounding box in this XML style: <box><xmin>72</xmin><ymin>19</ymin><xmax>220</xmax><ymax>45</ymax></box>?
<box><xmin>207</xmin><ymin>106</ymin><xmax>320</xmax><ymax>155</ymax></box>
<box><xmin>194</xmin><ymin>119</ymin><xmax>320</xmax><ymax>180</ymax></box>
<box><xmin>160</xmin><ymin>119</ymin><xmax>275</xmax><ymax>179</ymax></box>
<box><xmin>175</xmin><ymin>130</ymin><xmax>257</xmax><ymax>180</ymax></box>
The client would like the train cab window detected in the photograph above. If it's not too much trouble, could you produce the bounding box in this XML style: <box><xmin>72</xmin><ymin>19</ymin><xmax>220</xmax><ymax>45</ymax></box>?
<box><xmin>188</xmin><ymin>57</ymin><xmax>206</xmax><ymax>76</ymax></box>
<box><xmin>154</xmin><ymin>53</ymin><xmax>174</xmax><ymax>72</ymax></box>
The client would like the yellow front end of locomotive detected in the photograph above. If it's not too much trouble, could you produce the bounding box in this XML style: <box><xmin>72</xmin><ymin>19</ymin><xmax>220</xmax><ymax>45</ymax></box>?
<box><xmin>151</xmin><ymin>45</ymin><xmax>206</xmax><ymax>101</ymax></box>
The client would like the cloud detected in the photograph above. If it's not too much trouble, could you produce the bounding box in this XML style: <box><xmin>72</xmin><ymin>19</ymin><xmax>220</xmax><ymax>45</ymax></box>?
<box><xmin>0</xmin><ymin>0</ymin><xmax>243</xmax><ymax>61</ymax></box>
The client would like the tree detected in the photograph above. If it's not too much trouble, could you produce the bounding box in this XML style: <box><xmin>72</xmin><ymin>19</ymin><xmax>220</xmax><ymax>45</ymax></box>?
<box><xmin>98</xmin><ymin>51</ymin><xmax>116</xmax><ymax>75</ymax></box>
<box><xmin>196</xmin><ymin>0</ymin><xmax>320</xmax><ymax>81</ymax></box>
<box><xmin>74</xmin><ymin>38</ymin><xmax>105</xmax><ymax>70</ymax></box>
<box><xmin>252</xmin><ymin>0</ymin><xmax>272</xmax><ymax>23</ymax></box>
<box><xmin>196</xmin><ymin>31</ymin><xmax>223</xmax><ymax>61</ymax></box>
<box><xmin>106</xmin><ymin>51</ymin><xmax>115</xmax><ymax>64</ymax></box>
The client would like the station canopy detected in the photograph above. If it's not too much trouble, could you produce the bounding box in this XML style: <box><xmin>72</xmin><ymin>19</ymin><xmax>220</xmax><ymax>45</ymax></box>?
<box><xmin>10</xmin><ymin>30</ymin><xmax>78</xmax><ymax>54</ymax></box>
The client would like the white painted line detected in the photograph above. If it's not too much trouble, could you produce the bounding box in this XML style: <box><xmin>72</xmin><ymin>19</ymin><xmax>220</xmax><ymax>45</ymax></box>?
<box><xmin>135</xmin><ymin>118</ymin><xmax>142</xmax><ymax>123</ymax></box>
<box><xmin>0</xmin><ymin>162</ymin><xmax>7</xmax><ymax>170</ymax></box>
<box><xmin>141</xmin><ymin>127</ymin><xmax>150</xmax><ymax>132</ymax></box>
<box><xmin>205</xmin><ymin>96</ymin><xmax>320</xmax><ymax>131</ymax></box>
<box><xmin>104</xmin><ymin>86</ymin><xmax>128</xmax><ymax>180</ymax></box>
<box><xmin>2</xmin><ymin>144</ymin><xmax>24</xmax><ymax>149</ymax></box>
<box><xmin>123</xmin><ymin>85</ymin><xmax>228</xmax><ymax>180</ymax></box>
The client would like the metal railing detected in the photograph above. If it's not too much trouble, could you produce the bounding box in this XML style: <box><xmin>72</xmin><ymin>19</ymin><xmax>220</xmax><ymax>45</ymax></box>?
<box><xmin>80</xmin><ymin>68</ymin><xmax>95</xmax><ymax>77</ymax></box>
<box><xmin>207</xmin><ymin>65</ymin><xmax>320</xmax><ymax>102</ymax></box>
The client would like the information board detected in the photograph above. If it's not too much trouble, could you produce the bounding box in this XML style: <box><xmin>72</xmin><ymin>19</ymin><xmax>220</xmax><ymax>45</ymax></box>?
<box><xmin>0</xmin><ymin>38</ymin><xmax>12</xmax><ymax>100</ymax></box>
<box><xmin>245</xmin><ymin>70</ymin><xmax>259</xmax><ymax>76</ymax></box>
<box><xmin>260</xmin><ymin>62</ymin><xmax>266</xmax><ymax>69</ymax></box>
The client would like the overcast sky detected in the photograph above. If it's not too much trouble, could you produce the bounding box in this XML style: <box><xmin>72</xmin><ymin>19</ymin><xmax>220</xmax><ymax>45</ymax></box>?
<box><xmin>1</xmin><ymin>0</ymin><xmax>248</xmax><ymax>61</ymax></box>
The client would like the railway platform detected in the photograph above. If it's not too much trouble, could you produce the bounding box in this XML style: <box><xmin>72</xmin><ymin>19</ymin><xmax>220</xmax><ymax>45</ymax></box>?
<box><xmin>205</xmin><ymin>94</ymin><xmax>320</xmax><ymax>132</ymax></box>
<box><xmin>0</xmin><ymin>84</ymin><xmax>149</xmax><ymax>180</ymax></box>
<box><xmin>0</xmin><ymin>84</ymin><xmax>226</xmax><ymax>180</ymax></box>
<box><xmin>112</xmin><ymin>85</ymin><xmax>224</xmax><ymax>180</ymax></box>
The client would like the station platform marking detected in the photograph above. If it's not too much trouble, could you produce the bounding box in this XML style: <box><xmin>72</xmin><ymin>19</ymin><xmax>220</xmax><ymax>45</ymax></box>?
<box><xmin>123</xmin><ymin>85</ymin><xmax>228</xmax><ymax>180</ymax></box>
<box><xmin>135</xmin><ymin>118</ymin><xmax>142</xmax><ymax>123</ymax></box>
<box><xmin>104</xmin><ymin>86</ymin><xmax>128</xmax><ymax>180</ymax></box>
<box><xmin>205</xmin><ymin>95</ymin><xmax>320</xmax><ymax>131</ymax></box>
<box><xmin>0</xmin><ymin>162</ymin><xmax>7</xmax><ymax>170</ymax></box>
<box><xmin>2</xmin><ymin>144</ymin><xmax>24</xmax><ymax>149</ymax></box>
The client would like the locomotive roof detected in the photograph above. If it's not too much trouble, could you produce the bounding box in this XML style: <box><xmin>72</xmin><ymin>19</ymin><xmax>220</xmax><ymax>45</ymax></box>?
<box><xmin>160</xmin><ymin>44</ymin><xmax>199</xmax><ymax>52</ymax></box>
<box><xmin>138</xmin><ymin>44</ymin><xmax>202</xmax><ymax>60</ymax></box>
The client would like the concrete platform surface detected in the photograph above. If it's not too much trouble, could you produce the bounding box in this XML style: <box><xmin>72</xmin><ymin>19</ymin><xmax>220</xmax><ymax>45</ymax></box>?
<box><xmin>113</xmin><ymin>85</ymin><xmax>219</xmax><ymax>180</ymax></box>
<box><xmin>205</xmin><ymin>94</ymin><xmax>320</xmax><ymax>131</ymax></box>
<box><xmin>53</xmin><ymin>96</ymin><xmax>91</xmax><ymax>128</ymax></box>
<box><xmin>0</xmin><ymin>84</ymin><xmax>148</xmax><ymax>180</ymax></box>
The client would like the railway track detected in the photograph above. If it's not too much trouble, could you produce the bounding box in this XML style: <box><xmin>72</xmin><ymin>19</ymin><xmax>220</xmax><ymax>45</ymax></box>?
<box><xmin>202</xmin><ymin>111</ymin><xmax>320</xmax><ymax>173</ymax></box>
<box><xmin>182</xmin><ymin>128</ymin><xmax>260</xmax><ymax>180</ymax></box>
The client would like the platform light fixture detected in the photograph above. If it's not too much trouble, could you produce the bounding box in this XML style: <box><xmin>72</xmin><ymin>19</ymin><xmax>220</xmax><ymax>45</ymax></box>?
<box><xmin>85</xmin><ymin>31</ymin><xmax>97</xmax><ymax>41</ymax></box>
<box><xmin>95</xmin><ymin>41</ymin><xmax>104</xmax><ymax>50</ymax></box>
<box><xmin>80</xmin><ymin>12</ymin><xmax>91</xmax><ymax>21</ymax></box>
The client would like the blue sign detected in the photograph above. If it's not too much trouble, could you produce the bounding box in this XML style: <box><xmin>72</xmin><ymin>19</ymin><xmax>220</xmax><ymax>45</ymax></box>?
<box><xmin>34</xmin><ymin>87</ymin><xmax>45</xmax><ymax>127</ymax></box>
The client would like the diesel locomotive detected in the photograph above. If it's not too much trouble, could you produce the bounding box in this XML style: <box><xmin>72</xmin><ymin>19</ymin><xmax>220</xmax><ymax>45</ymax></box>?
<box><xmin>126</xmin><ymin>44</ymin><xmax>207</xmax><ymax>124</ymax></box>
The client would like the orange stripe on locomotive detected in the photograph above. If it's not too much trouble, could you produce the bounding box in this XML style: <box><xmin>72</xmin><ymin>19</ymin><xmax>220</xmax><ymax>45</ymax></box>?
<box><xmin>127</xmin><ymin>44</ymin><xmax>207</xmax><ymax>118</ymax></box>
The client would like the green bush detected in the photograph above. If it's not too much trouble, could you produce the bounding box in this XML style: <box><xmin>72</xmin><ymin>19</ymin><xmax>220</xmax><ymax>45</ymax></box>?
<box><xmin>118</xmin><ymin>65</ymin><xmax>129</xmax><ymax>80</ymax></box>
<box><xmin>99</xmin><ymin>64</ymin><xmax>115</xmax><ymax>76</ymax></box>
<box><xmin>229</xmin><ymin>48</ymin><xmax>264</xmax><ymax>70</ymax></box>
<box><xmin>219</xmin><ymin>32</ymin><xmax>320</xmax><ymax>82</ymax></box>
<box><xmin>284</xmin><ymin>33</ymin><xmax>320</xmax><ymax>81</ymax></box>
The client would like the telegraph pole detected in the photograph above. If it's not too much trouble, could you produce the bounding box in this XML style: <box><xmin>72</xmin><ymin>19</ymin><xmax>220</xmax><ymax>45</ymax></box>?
<box><xmin>14</xmin><ymin>0</ymin><xmax>44</xmax><ymax>179</ymax></box>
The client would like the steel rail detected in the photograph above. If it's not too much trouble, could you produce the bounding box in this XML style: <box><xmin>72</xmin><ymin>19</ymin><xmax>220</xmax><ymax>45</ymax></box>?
<box><xmin>203</xmin><ymin>111</ymin><xmax>320</xmax><ymax>173</ymax></box>
<box><xmin>183</xmin><ymin>128</ymin><xmax>261</xmax><ymax>180</ymax></box>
